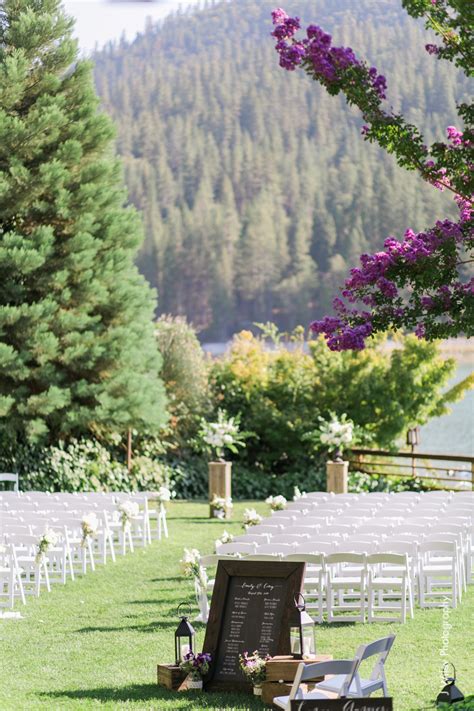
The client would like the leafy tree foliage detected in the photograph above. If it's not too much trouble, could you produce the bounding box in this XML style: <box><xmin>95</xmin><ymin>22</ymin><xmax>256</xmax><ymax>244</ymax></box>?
<box><xmin>0</xmin><ymin>0</ymin><xmax>167</xmax><ymax>443</ymax></box>
<box><xmin>272</xmin><ymin>0</ymin><xmax>473</xmax><ymax>348</ymax></box>
<box><xmin>154</xmin><ymin>315</ymin><xmax>209</xmax><ymax>441</ymax></box>
<box><xmin>209</xmin><ymin>327</ymin><xmax>464</xmax><ymax>474</ymax></box>
<box><xmin>93</xmin><ymin>0</ymin><xmax>468</xmax><ymax>339</ymax></box>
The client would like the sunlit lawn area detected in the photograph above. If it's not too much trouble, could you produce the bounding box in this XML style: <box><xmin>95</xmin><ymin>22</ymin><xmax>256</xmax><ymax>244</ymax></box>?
<box><xmin>1</xmin><ymin>501</ymin><xmax>473</xmax><ymax>710</ymax></box>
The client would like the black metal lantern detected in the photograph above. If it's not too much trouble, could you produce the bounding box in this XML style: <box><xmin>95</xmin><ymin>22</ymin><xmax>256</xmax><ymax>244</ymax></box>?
<box><xmin>436</xmin><ymin>663</ymin><xmax>464</xmax><ymax>706</ymax></box>
<box><xmin>174</xmin><ymin>603</ymin><xmax>196</xmax><ymax>666</ymax></box>
<box><xmin>289</xmin><ymin>593</ymin><xmax>316</xmax><ymax>660</ymax></box>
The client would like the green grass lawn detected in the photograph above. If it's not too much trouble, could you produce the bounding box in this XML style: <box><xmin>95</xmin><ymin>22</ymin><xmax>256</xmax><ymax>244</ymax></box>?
<box><xmin>1</xmin><ymin>501</ymin><xmax>473</xmax><ymax>710</ymax></box>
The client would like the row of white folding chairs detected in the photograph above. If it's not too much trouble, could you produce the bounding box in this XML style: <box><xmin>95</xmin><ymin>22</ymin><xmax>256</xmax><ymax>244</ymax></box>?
<box><xmin>215</xmin><ymin>538</ymin><xmax>462</xmax><ymax>612</ymax></box>
<box><xmin>1</xmin><ymin>491</ymin><xmax>168</xmax><ymax>541</ymax></box>
<box><xmin>203</xmin><ymin>550</ymin><xmax>417</xmax><ymax>623</ymax></box>
<box><xmin>1</xmin><ymin>502</ymin><xmax>155</xmax><ymax>609</ymax></box>
<box><xmin>230</xmin><ymin>526</ymin><xmax>471</xmax><ymax>592</ymax></box>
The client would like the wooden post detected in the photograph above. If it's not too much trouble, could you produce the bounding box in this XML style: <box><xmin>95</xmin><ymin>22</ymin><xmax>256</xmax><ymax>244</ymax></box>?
<box><xmin>208</xmin><ymin>461</ymin><xmax>232</xmax><ymax>519</ymax></box>
<box><xmin>127</xmin><ymin>428</ymin><xmax>132</xmax><ymax>472</ymax></box>
<box><xmin>326</xmin><ymin>460</ymin><xmax>348</xmax><ymax>494</ymax></box>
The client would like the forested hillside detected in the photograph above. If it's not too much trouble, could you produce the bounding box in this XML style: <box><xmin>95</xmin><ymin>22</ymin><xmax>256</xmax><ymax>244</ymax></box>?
<box><xmin>93</xmin><ymin>0</ymin><xmax>467</xmax><ymax>340</ymax></box>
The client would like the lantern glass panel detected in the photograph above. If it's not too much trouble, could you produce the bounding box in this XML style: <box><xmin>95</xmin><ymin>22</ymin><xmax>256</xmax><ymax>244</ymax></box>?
<box><xmin>302</xmin><ymin>624</ymin><xmax>316</xmax><ymax>658</ymax></box>
<box><xmin>290</xmin><ymin>624</ymin><xmax>302</xmax><ymax>657</ymax></box>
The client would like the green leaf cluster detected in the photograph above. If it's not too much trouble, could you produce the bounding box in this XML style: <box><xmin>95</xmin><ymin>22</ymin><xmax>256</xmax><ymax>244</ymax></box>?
<box><xmin>209</xmin><ymin>327</ymin><xmax>461</xmax><ymax>473</ymax></box>
<box><xmin>0</xmin><ymin>0</ymin><xmax>167</xmax><ymax>444</ymax></box>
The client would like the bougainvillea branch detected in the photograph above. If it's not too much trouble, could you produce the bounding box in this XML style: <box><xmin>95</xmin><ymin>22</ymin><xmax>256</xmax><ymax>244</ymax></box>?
<box><xmin>271</xmin><ymin>3</ymin><xmax>473</xmax><ymax>350</ymax></box>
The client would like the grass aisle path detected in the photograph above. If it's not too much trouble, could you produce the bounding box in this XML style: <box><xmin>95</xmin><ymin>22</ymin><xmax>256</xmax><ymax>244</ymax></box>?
<box><xmin>0</xmin><ymin>501</ymin><xmax>473</xmax><ymax>710</ymax></box>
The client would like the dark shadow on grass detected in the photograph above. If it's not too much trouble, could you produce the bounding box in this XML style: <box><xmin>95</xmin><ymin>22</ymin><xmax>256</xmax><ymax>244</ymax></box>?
<box><xmin>168</xmin><ymin>517</ymin><xmax>218</xmax><ymax>524</ymax></box>
<box><xmin>40</xmin><ymin>684</ymin><xmax>259</xmax><ymax>709</ymax></box>
<box><xmin>76</xmin><ymin>619</ymin><xmax>205</xmax><ymax>633</ymax></box>
<box><xmin>148</xmin><ymin>576</ymin><xmax>183</xmax><ymax>583</ymax></box>
<box><xmin>40</xmin><ymin>684</ymin><xmax>197</xmax><ymax>707</ymax></box>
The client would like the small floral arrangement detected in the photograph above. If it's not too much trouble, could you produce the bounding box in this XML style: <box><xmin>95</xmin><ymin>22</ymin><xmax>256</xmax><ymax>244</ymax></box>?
<box><xmin>196</xmin><ymin>409</ymin><xmax>247</xmax><ymax>460</ymax></box>
<box><xmin>242</xmin><ymin>508</ymin><xmax>263</xmax><ymax>528</ymax></box>
<box><xmin>81</xmin><ymin>513</ymin><xmax>99</xmax><ymax>546</ymax></box>
<box><xmin>181</xmin><ymin>548</ymin><xmax>207</xmax><ymax>588</ymax></box>
<box><xmin>293</xmin><ymin>486</ymin><xmax>307</xmax><ymax>500</ymax></box>
<box><xmin>180</xmin><ymin>651</ymin><xmax>212</xmax><ymax>681</ymax></box>
<box><xmin>35</xmin><ymin>528</ymin><xmax>59</xmax><ymax>564</ymax></box>
<box><xmin>239</xmin><ymin>650</ymin><xmax>269</xmax><ymax>685</ymax></box>
<box><xmin>266</xmin><ymin>494</ymin><xmax>287</xmax><ymax>511</ymax></box>
<box><xmin>210</xmin><ymin>494</ymin><xmax>233</xmax><ymax>518</ymax></box>
<box><xmin>215</xmin><ymin>530</ymin><xmax>234</xmax><ymax>548</ymax></box>
<box><xmin>118</xmin><ymin>500</ymin><xmax>140</xmax><ymax>530</ymax></box>
<box><xmin>152</xmin><ymin>486</ymin><xmax>173</xmax><ymax>508</ymax></box>
<box><xmin>305</xmin><ymin>412</ymin><xmax>355</xmax><ymax>459</ymax></box>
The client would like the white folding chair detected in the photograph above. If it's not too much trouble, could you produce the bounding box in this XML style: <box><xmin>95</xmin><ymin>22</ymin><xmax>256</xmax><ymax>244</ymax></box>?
<box><xmin>419</xmin><ymin>540</ymin><xmax>458</xmax><ymax>608</ymax></box>
<box><xmin>10</xmin><ymin>534</ymin><xmax>51</xmax><ymax>597</ymax></box>
<box><xmin>0</xmin><ymin>543</ymin><xmax>26</xmax><ymax>608</ymax></box>
<box><xmin>325</xmin><ymin>553</ymin><xmax>367</xmax><ymax>623</ymax></box>
<box><xmin>285</xmin><ymin>553</ymin><xmax>326</xmax><ymax>622</ymax></box>
<box><xmin>0</xmin><ymin>473</ymin><xmax>19</xmax><ymax>492</ymax></box>
<box><xmin>273</xmin><ymin>658</ymin><xmax>360</xmax><ymax>709</ymax></box>
<box><xmin>367</xmin><ymin>554</ymin><xmax>413</xmax><ymax>623</ymax></box>
<box><xmin>315</xmin><ymin>635</ymin><xmax>395</xmax><ymax>698</ymax></box>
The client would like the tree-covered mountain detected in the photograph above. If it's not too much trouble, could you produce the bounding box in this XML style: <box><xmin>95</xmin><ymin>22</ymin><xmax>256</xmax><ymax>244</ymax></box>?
<box><xmin>93</xmin><ymin>0</ymin><xmax>467</xmax><ymax>340</ymax></box>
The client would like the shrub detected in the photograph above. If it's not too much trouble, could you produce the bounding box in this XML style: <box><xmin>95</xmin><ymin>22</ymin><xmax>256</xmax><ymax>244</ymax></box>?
<box><xmin>348</xmin><ymin>470</ymin><xmax>436</xmax><ymax>493</ymax></box>
<box><xmin>209</xmin><ymin>327</ymin><xmax>461</xmax><ymax>475</ymax></box>
<box><xmin>155</xmin><ymin>316</ymin><xmax>209</xmax><ymax>443</ymax></box>
<box><xmin>0</xmin><ymin>438</ymin><xmax>172</xmax><ymax>493</ymax></box>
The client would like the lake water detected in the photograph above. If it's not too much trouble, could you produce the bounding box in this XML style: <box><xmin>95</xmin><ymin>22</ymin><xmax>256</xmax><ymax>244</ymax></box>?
<box><xmin>420</xmin><ymin>362</ymin><xmax>473</xmax><ymax>457</ymax></box>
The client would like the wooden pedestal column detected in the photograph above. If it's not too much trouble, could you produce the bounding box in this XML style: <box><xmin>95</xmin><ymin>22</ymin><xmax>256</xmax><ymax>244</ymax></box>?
<box><xmin>326</xmin><ymin>460</ymin><xmax>348</xmax><ymax>494</ymax></box>
<box><xmin>208</xmin><ymin>461</ymin><xmax>232</xmax><ymax>519</ymax></box>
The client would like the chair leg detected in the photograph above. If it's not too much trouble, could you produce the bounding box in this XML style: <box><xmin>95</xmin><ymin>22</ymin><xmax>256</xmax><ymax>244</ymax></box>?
<box><xmin>87</xmin><ymin>539</ymin><xmax>95</xmax><ymax>572</ymax></box>
<box><xmin>108</xmin><ymin>532</ymin><xmax>116</xmax><ymax>563</ymax></box>
<box><xmin>401</xmin><ymin>579</ymin><xmax>406</xmax><ymax>624</ymax></box>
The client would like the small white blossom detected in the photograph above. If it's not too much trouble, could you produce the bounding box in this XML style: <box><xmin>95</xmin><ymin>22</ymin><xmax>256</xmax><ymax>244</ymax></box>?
<box><xmin>265</xmin><ymin>495</ymin><xmax>287</xmax><ymax>511</ymax></box>
<box><xmin>242</xmin><ymin>508</ymin><xmax>263</xmax><ymax>528</ymax></box>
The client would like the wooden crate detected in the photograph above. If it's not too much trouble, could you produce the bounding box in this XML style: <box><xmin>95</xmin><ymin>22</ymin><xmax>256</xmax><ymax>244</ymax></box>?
<box><xmin>265</xmin><ymin>654</ymin><xmax>333</xmax><ymax>683</ymax></box>
<box><xmin>157</xmin><ymin>664</ymin><xmax>187</xmax><ymax>691</ymax></box>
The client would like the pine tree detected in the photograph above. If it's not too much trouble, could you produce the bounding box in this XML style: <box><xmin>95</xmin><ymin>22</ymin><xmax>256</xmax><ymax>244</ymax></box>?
<box><xmin>0</xmin><ymin>0</ymin><xmax>167</xmax><ymax>443</ymax></box>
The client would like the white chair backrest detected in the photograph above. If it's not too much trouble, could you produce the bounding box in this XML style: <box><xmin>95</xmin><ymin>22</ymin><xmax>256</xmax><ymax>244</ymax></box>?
<box><xmin>234</xmin><ymin>533</ymin><xmax>270</xmax><ymax>544</ymax></box>
<box><xmin>250</xmin><ymin>524</ymin><xmax>284</xmax><ymax>535</ymax></box>
<box><xmin>284</xmin><ymin>552</ymin><xmax>324</xmax><ymax>566</ymax></box>
<box><xmin>218</xmin><ymin>542</ymin><xmax>256</xmax><ymax>555</ymax></box>
<box><xmin>288</xmin><ymin>526</ymin><xmax>320</xmax><ymax>535</ymax></box>
<box><xmin>384</xmin><ymin>541</ymin><xmax>418</xmax><ymax>556</ymax></box>
<box><xmin>326</xmin><ymin>552</ymin><xmax>366</xmax><ymax>566</ymax></box>
<box><xmin>0</xmin><ymin>473</ymin><xmax>19</xmax><ymax>492</ymax></box>
<box><xmin>419</xmin><ymin>540</ymin><xmax>456</xmax><ymax>555</ymax></box>
<box><xmin>340</xmin><ymin>541</ymin><xmax>378</xmax><ymax>554</ymax></box>
<box><xmin>296</xmin><ymin>540</ymin><xmax>339</xmax><ymax>554</ymax></box>
<box><xmin>199</xmin><ymin>554</ymin><xmax>222</xmax><ymax>566</ymax></box>
<box><xmin>271</xmin><ymin>534</ymin><xmax>310</xmax><ymax>544</ymax></box>
<box><xmin>291</xmin><ymin>658</ymin><xmax>360</xmax><ymax>700</ymax></box>
<box><xmin>367</xmin><ymin>553</ymin><xmax>408</xmax><ymax>567</ymax></box>
<box><xmin>254</xmin><ymin>543</ymin><xmax>294</xmax><ymax>556</ymax></box>
<box><xmin>356</xmin><ymin>634</ymin><xmax>396</xmax><ymax>680</ymax></box>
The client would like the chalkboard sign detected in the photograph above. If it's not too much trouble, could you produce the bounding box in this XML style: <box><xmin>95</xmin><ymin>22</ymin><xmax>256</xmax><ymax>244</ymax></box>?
<box><xmin>290</xmin><ymin>699</ymin><xmax>393</xmax><ymax>711</ymax></box>
<box><xmin>203</xmin><ymin>560</ymin><xmax>305</xmax><ymax>691</ymax></box>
